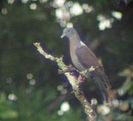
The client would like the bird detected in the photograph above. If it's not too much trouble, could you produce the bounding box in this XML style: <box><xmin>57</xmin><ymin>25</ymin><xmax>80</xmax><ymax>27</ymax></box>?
<box><xmin>61</xmin><ymin>27</ymin><xmax>111</xmax><ymax>103</ymax></box>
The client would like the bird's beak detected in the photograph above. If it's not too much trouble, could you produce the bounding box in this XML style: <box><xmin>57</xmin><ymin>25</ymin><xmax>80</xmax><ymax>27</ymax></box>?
<box><xmin>61</xmin><ymin>33</ymin><xmax>65</xmax><ymax>38</ymax></box>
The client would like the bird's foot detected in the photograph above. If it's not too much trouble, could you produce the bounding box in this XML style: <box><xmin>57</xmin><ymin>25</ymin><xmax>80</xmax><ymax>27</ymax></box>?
<box><xmin>78</xmin><ymin>74</ymin><xmax>86</xmax><ymax>83</ymax></box>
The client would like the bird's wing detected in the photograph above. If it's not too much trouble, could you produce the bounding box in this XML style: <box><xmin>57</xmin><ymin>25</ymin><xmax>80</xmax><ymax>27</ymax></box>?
<box><xmin>76</xmin><ymin>45</ymin><xmax>101</xmax><ymax>69</ymax></box>
<box><xmin>76</xmin><ymin>45</ymin><xmax>111</xmax><ymax>102</ymax></box>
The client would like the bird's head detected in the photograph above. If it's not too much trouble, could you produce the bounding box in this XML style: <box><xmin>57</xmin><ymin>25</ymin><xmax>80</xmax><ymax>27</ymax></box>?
<box><xmin>61</xmin><ymin>27</ymin><xmax>76</xmax><ymax>39</ymax></box>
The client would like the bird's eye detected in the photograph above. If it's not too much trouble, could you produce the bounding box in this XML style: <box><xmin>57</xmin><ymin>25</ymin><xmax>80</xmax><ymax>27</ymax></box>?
<box><xmin>68</xmin><ymin>29</ymin><xmax>72</xmax><ymax>33</ymax></box>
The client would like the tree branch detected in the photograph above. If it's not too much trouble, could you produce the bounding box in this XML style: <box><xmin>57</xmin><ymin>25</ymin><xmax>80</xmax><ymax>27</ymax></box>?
<box><xmin>33</xmin><ymin>42</ymin><xmax>97</xmax><ymax>121</ymax></box>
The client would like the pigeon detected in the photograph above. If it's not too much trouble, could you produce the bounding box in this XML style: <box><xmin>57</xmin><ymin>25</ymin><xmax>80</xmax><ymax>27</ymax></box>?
<box><xmin>61</xmin><ymin>27</ymin><xmax>111</xmax><ymax>103</ymax></box>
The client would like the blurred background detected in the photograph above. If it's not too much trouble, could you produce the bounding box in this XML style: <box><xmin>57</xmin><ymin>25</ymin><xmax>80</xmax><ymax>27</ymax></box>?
<box><xmin>0</xmin><ymin>0</ymin><xmax>133</xmax><ymax>121</ymax></box>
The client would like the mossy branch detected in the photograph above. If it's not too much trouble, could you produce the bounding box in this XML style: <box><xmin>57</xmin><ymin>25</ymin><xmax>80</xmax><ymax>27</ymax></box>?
<box><xmin>33</xmin><ymin>42</ymin><xmax>97</xmax><ymax>121</ymax></box>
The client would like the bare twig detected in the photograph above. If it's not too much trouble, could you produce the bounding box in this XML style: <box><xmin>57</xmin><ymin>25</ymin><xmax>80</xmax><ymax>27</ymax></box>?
<box><xmin>33</xmin><ymin>42</ymin><xmax>97</xmax><ymax>121</ymax></box>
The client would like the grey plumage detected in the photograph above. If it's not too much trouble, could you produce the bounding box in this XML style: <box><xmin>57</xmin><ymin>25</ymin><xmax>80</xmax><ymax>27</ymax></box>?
<box><xmin>61</xmin><ymin>27</ymin><xmax>111</xmax><ymax>102</ymax></box>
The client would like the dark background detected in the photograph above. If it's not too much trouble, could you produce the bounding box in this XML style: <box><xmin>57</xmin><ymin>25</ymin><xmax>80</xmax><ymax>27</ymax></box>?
<box><xmin>0</xmin><ymin>0</ymin><xmax>133</xmax><ymax>121</ymax></box>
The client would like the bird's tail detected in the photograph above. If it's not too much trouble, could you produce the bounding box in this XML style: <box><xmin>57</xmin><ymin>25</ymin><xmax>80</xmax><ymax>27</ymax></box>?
<box><xmin>93</xmin><ymin>70</ymin><xmax>111</xmax><ymax>103</ymax></box>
